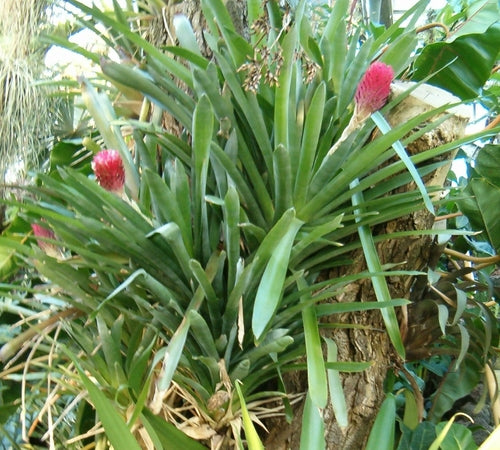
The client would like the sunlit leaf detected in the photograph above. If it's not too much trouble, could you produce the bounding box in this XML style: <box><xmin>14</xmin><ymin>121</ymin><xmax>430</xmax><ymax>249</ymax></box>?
<box><xmin>235</xmin><ymin>381</ymin><xmax>265</xmax><ymax>450</ymax></box>
<box><xmin>300</xmin><ymin>391</ymin><xmax>325</xmax><ymax>450</ymax></box>
<box><xmin>365</xmin><ymin>394</ymin><xmax>396</xmax><ymax>450</ymax></box>
<box><xmin>413</xmin><ymin>23</ymin><xmax>500</xmax><ymax>99</ymax></box>
<box><xmin>324</xmin><ymin>337</ymin><xmax>348</xmax><ymax>428</ymax></box>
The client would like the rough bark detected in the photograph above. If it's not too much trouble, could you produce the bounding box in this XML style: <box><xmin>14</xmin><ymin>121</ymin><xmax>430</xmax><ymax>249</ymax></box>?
<box><xmin>265</xmin><ymin>83</ymin><xmax>470</xmax><ymax>449</ymax></box>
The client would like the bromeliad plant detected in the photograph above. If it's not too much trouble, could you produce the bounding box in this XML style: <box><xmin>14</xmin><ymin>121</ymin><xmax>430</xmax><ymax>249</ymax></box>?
<box><xmin>1</xmin><ymin>0</ymin><xmax>499</xmax><ymax>447</ymax></box>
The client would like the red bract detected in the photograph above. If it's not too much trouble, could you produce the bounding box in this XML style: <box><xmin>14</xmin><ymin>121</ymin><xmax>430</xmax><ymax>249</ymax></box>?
<box><xmin>92</xmin><ymin>149</ymin><xmax>125</xmax><ymax>193</ymax></box>
<box><xmin>354</xmin><ymin>62</ymin><xmax>394</xmax><ymax>119</ymax></box>
<box><xmin>31</xmin><ymin>224</ymin><xmax>59</xmax><ymax>257</ymax></box>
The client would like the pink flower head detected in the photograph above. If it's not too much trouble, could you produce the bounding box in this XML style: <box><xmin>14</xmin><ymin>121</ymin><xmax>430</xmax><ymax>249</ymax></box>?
<box><xmin>91</xmin><ymin>149</ymin><xmax>125</xmax><ymax>193</ymax></box>
<box><xmin>31</xmin><ymin>224</ymin><xmax>60</xmax><ymax>257</ymax></box>
<box><xmin>354</xmin><ymin>62</ymin><xmax>394</xmax><ymax>119</ymax></box>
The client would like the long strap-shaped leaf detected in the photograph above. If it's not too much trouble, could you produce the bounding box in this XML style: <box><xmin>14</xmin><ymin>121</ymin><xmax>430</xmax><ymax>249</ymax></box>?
<box><xmin>152</xmin><ymin>251</ymin><xmax>224</xmax><ymax>409</ymax></box>
<box><xmin>300</xmin><ymin>391</ymin><xmax>326</xmax><ymax>450</ymax></box>
<box><xmin>297</xmin><ymin>276</ymin><xmax>328</xmax><ymax>409</ymax></box>
<box><xmin>274</xmin><ymin>24</ymin><xmax>297</xmax><ymax>151</ymax></box>
<box><xmin>324</xmin><ymin>337</ymin><xmax>349</xmax><ymax>428</ymax></box>
<box><xmin>350</xmin><ymin>178</ymin><xmax>406</xmax><ymax>358</ymax></box>
<box><xmin>252</xmin><ymin>211</ymin><xmax>303</xmax><ymax>341</ymax></box>
<box><xmin>371</xmin><ymin>111</ymin><xmax>434</xmax><ymax>214</ymax></box>
<box><xmin>365</xmin><ymin>393</ymin><xmax>396</xmax><ymax>450</ymax></box>
<box><xmin>192</xmin><ymin>95</ymin><xmax>214</xmax><ymax>263</ymax></box>
<box><xmin>69</xmin><ymin>354</ymin><xmax>142</xmax><ymax>450</ymax></box>
<box><xmin>235</xmin><ymin>381</ymin><xmax>265</xmax><ymax>450</ymax></box>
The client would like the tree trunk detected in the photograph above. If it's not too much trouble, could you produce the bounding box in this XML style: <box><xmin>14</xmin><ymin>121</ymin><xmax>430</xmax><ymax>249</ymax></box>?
<box><xmin>265</xmin><ymin>83</ymin><xmax>470</xmax><ymax>449</ymax></box>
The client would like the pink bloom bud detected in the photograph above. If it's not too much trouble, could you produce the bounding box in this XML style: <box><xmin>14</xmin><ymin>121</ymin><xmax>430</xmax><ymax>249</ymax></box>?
<box><xmin>354</xmin><ymin>62</ymin><xmax>394</xmax><ymax>119</ymax></box>
<box><xmin>91</xmin><ymin>149</ymin><xmax>125</xmax><ymax>193</ymax></box>
<box><xmin>31</xmin><ymin>224</ymin><xmax>60</xmax><ymax>257</ymax></box>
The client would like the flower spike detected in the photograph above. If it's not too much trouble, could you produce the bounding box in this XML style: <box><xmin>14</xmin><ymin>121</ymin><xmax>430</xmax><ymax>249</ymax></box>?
<box><xmin>92</xmin><ymin>149</ymin><xmax>126</xmax><ymax>194</ymax></box>
<box><xmin>354</xmin><ymin>62</ymin><xmax>394</xmax><ymax>120</ymax></box>
<box><xmin>327</xmin><ymin>61</ymin><xmax>394</xmax><ymax>157</ymax></box>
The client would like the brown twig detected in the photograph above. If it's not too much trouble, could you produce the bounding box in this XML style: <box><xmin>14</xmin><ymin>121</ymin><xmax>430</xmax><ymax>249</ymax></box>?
<box><xmin>429</xmin><ymin>284</ymin><xmax>456</xmax><ymax>308</ymax></box>
<box><xmin>434</xmin><ymin>212</ymin><xmax>463</xmax><ymax>222</ymax></box>
<box><xmin>444</xmin><ymin>247</ymin><xmax>500</xmax><ymax>265</ymax></box>
<box><xmin>485</xmin><ymin>114</ymin><xmax>500</xmax><ymax>131</ymax></box>
<box><xmin>416</xmin><ymin>22</ymin><xmax>450</xmax><ymax>38</ymax></box>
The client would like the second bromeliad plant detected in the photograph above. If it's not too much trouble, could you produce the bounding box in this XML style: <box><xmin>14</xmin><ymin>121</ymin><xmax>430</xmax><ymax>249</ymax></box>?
<box><xmin>1</xmin><ymin>0</ymin><xmax>498</xmax><ymax>447</ymax></box>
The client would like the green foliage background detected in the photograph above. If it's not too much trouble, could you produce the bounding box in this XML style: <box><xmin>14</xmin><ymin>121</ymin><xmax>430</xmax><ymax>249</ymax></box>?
<box><xmin>0</xmin><ymin>0</ymin><xmax>499</xmax><ymax>448</ymax></box>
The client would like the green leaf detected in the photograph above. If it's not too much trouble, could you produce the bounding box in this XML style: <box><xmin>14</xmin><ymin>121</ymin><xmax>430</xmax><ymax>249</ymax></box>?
<box><xmin>397</xmin><ymin>422</ymin><xmax>437</xmax><ymax>450</ymax></box>
<box><xmin>70</xmin><ymin>0</ymin><xmax>192</xmax><ymax>85</ymax></box>
<box><xmin>430</xmin><ymin>415</ymin><xmax>477</xmax><ymax>450</ymax></box>
<box><xmin>274</xmin><ymin>24</ymin><xmax>297</xmax><ymax>150</ymax></box>
<box><xmin>100</xmin><ymin>59</ymin><xmax>193</xmax><ymax>131</ymax></box>
<box><xmin>141</xmin><ymin>409</ymin><xmax>207</xmax><ymax>450</ymax></box>
<box><xmin>403</xmin><ymin>389</ymin><xmax>419</xmax><ymax>430</ymax></box>
<box><xmin>300</xmin><ymin>391</ymin><xmax>325</xmax><ymax>450</ymax></box>
<box><xmin>449</xmin><ymin>0</ymin><xmax>500</xmax><ymax>40</ymax></box>
<box><xmin>144</xmin><ymin>169</ymin><xmax>193</xmax><ymax>255</ymax></box>
<box><xmin>294</xmin><ymin>82</ymin><xmax>326</xmax><ymax>210</ymax></box>
<box><xmin>235</xmin><ymin>381</ymin><xmax>265</xmax><ymax>450</ymax></box>
<box><xmin>188</xmin><ymin>310</ymin><xmax>219</xmax><ymax>360</ymax></box>
<box><xmin>202</xmin><ymin>0</ymin><xmax>251</xmax><ymax>66</ymax></box>
<box><xmin>475</xmin><ymin>144</ymin><xmax>500</xmax><ymax>187</ymax></box>
<box><xmin>371</xmin><ymin>111</ymin><xmax>434</xmax><ymax>214</ymax></box>
<box><xmin>72</xmin><ymin>360</ymin><xmax>142</xmax><ymax>450</ymax></box>
<box><xmin>155</xmin><ymin>317</ymin><xmax>191</xmax><ymax>394</ymax></box>
<box><xmin>147</xmin><ymin>223</ymin><xmax>193</xmax><ymax>282</ymax></box>
<box><xmin>252</xmin><ymin>214</ymin><xmax>303</xmax><ymax>340</ymax></box>
<box><xmin>94</xmin><ymin>268</ymin><xmax>181</xmax><ymax>318</ymax></box>
<box><xmin>320</xmin><ymin>0</ymin><xmax>349</xmax><ymax>83</ymax></box>
<box><xmin>435</xmin><ymin>421</ymin><xmax>477</xmax><ymax>450</ymax></box>
<box><xmin>379</xmin><ymin>31</ymin><xmax>419</xmax><ymax>76</ymax></box>
<box><xmin>210</xmin><ymin>142</ymin><xmax>267</xmax><ymax>229</ymax></box>
<box><xmin>316</xmin><ymin>298</ymin><xmax>410</xmax><ymax>317</ymax></box>
<box><xmin>189</xmin><ymin>257</ymin><xmax>222</xmax><ymax>330</ymax></box>
<box><xmin>453</xmin><ymin>322</ymin><xmax>470</xmax><ymax>370</ymax></box>
<box><xmin>350</xmin><ymin>178</ymin><xmax>406</xmax><ymax>358</ymax></box>
<box><xmin>365</xmin><ymin>394</ymin><xmax>396</xmax><ymax>450</ymax></box>
<box><xmin>429</xmin><ymin>360</ymin><xmax>482</xmax><ymax>422</ymax></box>
<box><xmin>173</xmin><ymin>14</ymin><xmax>201</xmax><ymax>55</ymax></box>
<box><xmin>451</xmin><ymin>287</ymin><xmax>467</xmax><ymax>326</ymax></box>
<box><xmin>324</xmin><ymin>337</ymin><xmax>348</xmax><ymax>428</ymax></box>
<box><xmin>273</xmin><ymin>145</ymin><xmax>293</xmax><ymax>221</ymax></box>
<box><xmin>470</xmin><ymin>177</ymin><xmax>500</xmax><ymax>253</ymax></box>
<box><xmin>247</xmin><ymin>0</ymin><xmax>264</xmax><ymax>33</ymax></box>
<box><xmin>302</xmin><ymin>295</ymin><xmax>328</xmax><ymax>408</ymax></box>
<box><xmin>192</xmin><ymin>94</ymin><xmax>214</xmax><ymax>262</ymax></box>
<box><xmin>96</xmin><ymin>315</ymin><xmax>127</xmax><ymax>386</ymax></box>
<box><xmin>244</xmin><ymin>330</ymin><xmax>294</xmax><ymax>365</ymax></box>
<box><xmin>302</xmin><ymin>104</ymin><xmax>451</xmax><ymax>221</ymax></box>
<box><xmin>49</xmin><ymin>141</ymin><xmax>91</xmax><ymax>175</ymax></box>
<box><xmin>413</xmin><ymin>23</ymin><xmax>500</xmax><ymax>100</ymax></box>
<box><xmin>290</xmin><ymin>213</ymin><xmax>344</xmax><ymax>265</ymax></box>
<box><xmin>223</xmin><ymin>186</ymin><xmax>241</xmax><ymax>291</ymax></box>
